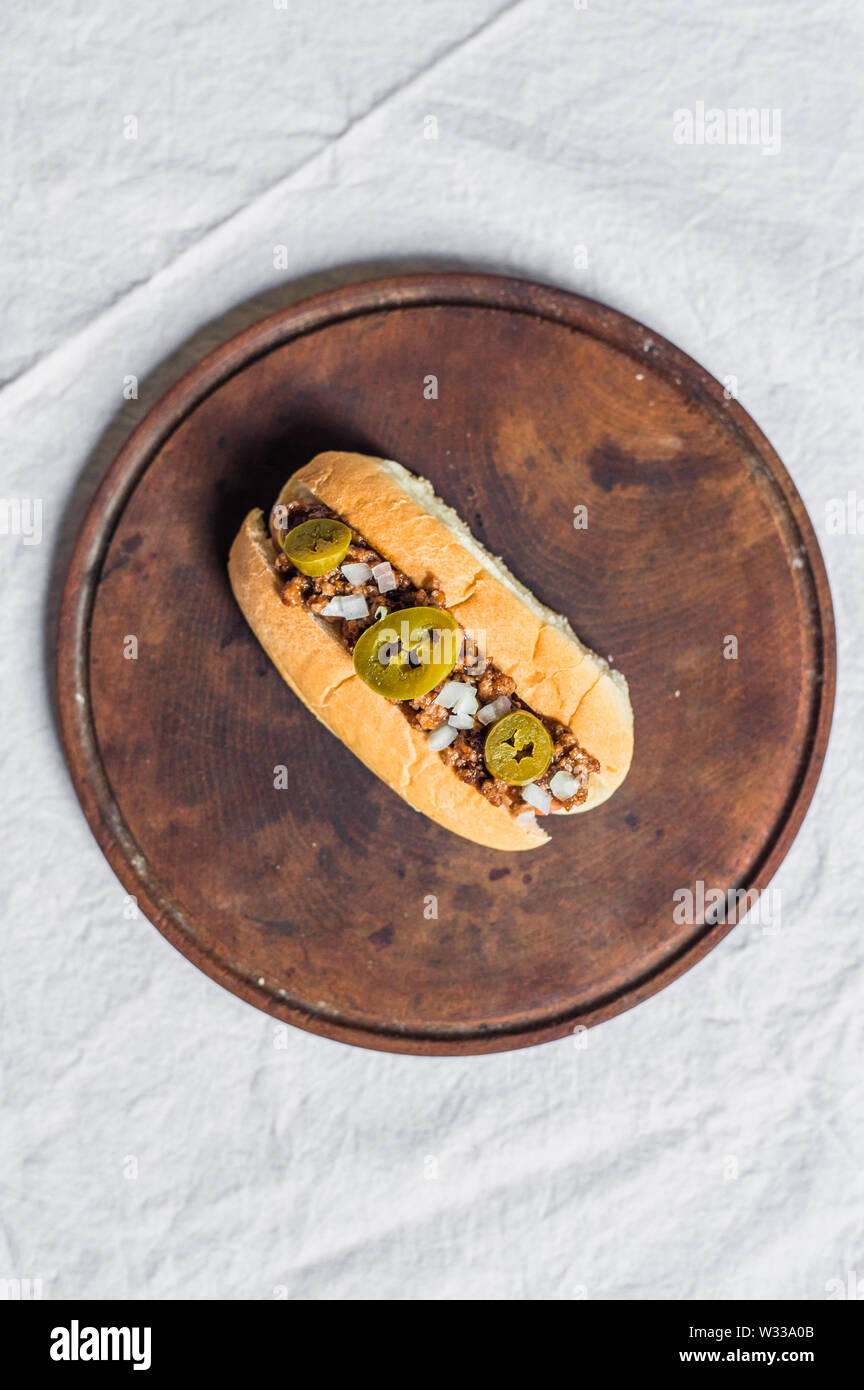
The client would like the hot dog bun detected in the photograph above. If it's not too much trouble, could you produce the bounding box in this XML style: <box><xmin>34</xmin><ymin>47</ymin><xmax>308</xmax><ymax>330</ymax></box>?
<box><xmin>229</xmin><ymin>452</ymin><xmax>633</xmax><ymax>852</ymax></box>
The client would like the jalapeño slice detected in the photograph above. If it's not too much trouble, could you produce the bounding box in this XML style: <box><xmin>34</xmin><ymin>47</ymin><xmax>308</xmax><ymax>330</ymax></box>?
<box><xmin>281</xmin><ymin>517</ymin><xmax>351</xmax><ymax>577</ymax></box>
<box><xmin>352</xmin><ymin>606</ymin><xmax>460</xmax><ymax>700</ymax></box>
<box><xmin>484</xmin><ymin>710</ymin><xmax>553</xmax><ymax>785</ymax></box>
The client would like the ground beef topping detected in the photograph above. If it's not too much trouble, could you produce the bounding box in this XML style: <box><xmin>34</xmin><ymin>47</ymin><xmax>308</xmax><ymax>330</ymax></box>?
<box><xmin>270</xmin><ymin>500</ymin><xmax>600</xmax><ymax>816</ymax></box>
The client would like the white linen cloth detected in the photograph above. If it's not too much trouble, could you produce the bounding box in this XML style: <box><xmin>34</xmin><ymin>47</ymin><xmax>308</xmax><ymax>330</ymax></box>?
<box><xmin>1</xmin><ymin>0</ymin><xmax>861</xmax><ymax>1299</ymax></box>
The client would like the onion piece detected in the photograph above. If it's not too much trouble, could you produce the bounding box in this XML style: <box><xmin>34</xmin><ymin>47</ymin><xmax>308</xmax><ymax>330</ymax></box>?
<box><xmin>339</xmin><ymin>596</ymin><xmax>368</xmax><ymax>621</ymax></box>
<box><xmin>427</xmin><ymin>724</ymin><xmax>459</xmax><ymax>752</ymax></box>
<box><xmin>448</xmin><ymin>712</ymin><xmax>475</xmax><ymax>730</ymax></box>
<box><xmin>521</xmin><ymin>782</ymin><xmax>552</xmax><ymax>815</ymax></box>
<box><xmin>452</xmin><ymin>688</ymin><xmax>479</xmax><ymax>717</ymax></box>
<box><xmin>372</xmin><ymin>561</ymin><xmax>397</xmax><ymax>594</ymax></box>
<box><xmin>341</xmin><ymin>562</ymin><xmax>373</xmax><ymax>585</ymax></box>
<box><xmin>437</xmin><ymin>680</ymin><xmax>475</xmax><ymax>710</ymax></box>
<box><xmin>549</xmin><ymin>770</ymin><xmax>581</xmax><ymax>801</ymax></box>
<box><xmin>515</xmin><ymin>810</ymin><xmax>538</xmax><ymax>831</ymax></box>
<box><xmin>477</xmin><ymin>695</ymin><xmax>512</xmax><ymax>726</ymax></box>
<box><xmin>322</xmin><ymin>595</ymin><xmax>367</xmax><ymax>620</ymax></box>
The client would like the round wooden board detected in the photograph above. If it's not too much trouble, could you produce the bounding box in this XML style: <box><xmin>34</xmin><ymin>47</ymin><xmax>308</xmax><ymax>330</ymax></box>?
<box><xmin>56</xmin><ymin>273</ymin><xmax>835</xmax><ymax>1055</ymax></box>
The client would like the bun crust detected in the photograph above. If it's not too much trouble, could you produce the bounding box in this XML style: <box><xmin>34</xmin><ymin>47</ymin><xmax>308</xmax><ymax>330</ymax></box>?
<box><xmin>229</xmin><ymin>452</ymin><xmax>633</xmax><ymax>851</ymax></box>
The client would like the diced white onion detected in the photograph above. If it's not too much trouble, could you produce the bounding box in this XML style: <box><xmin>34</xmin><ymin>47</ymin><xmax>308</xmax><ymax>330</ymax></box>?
<box><xmin>448</xmin><ymin>712</ymin><xmax>475</xmax><ymax>730</ymax></box>
<box><xmin>515</xmin><ymin>810</ymin><xmax>538</xmax><ymax>831</ymax></box>
<box><xmin>522</xmin><ymin>782</ymin><xmax>552</xmax><ymax>815</ymax></box>
<box><xmin>341</xmin><ymin>562</ymin><xmax>372</xmax><ymax>585</ymax></box>
<box><xmin>320</xmin><ymin>597</ymin><xmax>346</xmax><ymax>617</ymax></box>
<box><xmin>550</xmin><ymin>770</ymin><xmax>581</xmax><ymax>801</ymax></box>
<box><xmin>437</xmin><ymin>681</ymin><xmax>475</xmax><ymax>710</ymax></box>
<box><xmin>374</xmin><ymin>605</ymin><xmax>388</xmax><ymax>621</ymax></box>
<box><xmin>427</xmin><ymin>724</ymin><xmax>459</xmax><ymax>751</ymax></box>
<box><xmin>321</xmin><ymin>595</ymin><xmax>368</xmax><ymax>620</ymax></box>
<box><xmin>339</xmin><ymin>596</ymin><xmax>368</xmax><ymax>620</ymax></box>
<box><xmin>372</xmin><ymin>562</ymin><xmax>397</xmax><ymax>594</ymax></box>
<box><xmin>452</xmin><ymin>688</ymin><xmax>479</xmax><ymax>717</ymax></box>
<box><xmin>477</xmin><ymin>696</ymin><xmax>512</xmax><ymax>726</ymax></box>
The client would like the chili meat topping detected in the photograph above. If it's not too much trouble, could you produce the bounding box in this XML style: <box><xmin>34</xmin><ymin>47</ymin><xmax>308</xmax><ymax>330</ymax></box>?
<box><xmin>270</xmin><ymin>500</ymin><xmax>599</xmax><ymax>816</ymax></box>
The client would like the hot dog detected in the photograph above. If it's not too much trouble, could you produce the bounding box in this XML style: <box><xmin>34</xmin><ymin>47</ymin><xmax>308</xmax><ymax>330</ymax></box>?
<box><xmin>228</xmin><ymin>452</ymin><xmax>633</xmax><ymax>851</ymax></box>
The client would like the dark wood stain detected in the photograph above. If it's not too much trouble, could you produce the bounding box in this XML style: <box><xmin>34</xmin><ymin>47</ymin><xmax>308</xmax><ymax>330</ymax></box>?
<box><xmin>368</xmin><ymin>926</ymin><xmax>395</xmax><ymax>950</ymax></box>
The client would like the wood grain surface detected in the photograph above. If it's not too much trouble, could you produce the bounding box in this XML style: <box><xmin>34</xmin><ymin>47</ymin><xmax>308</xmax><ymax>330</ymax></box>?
<box><xmin>55</xmin><ymin>274</ymin><xmax>835</xmax><ymax>1054</ymax></box>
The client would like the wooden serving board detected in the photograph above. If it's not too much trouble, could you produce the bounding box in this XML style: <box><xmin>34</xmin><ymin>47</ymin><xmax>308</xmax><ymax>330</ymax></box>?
<box><xmin>56</xmin><ymin>274</ymin><xmax>835</xmax><ymax>1054</ymax></box>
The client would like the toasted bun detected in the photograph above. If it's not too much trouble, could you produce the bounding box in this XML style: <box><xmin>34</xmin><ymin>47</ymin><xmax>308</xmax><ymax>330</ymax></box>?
<box><xmin>229</xmin><ymin>452</ymin><xmax>633</xmax><ymax>851</ymax></box>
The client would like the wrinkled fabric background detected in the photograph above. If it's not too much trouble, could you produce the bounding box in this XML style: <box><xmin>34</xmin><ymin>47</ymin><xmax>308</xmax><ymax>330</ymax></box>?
<box><xmin>1</xmin><ymin>0</ymin><xmax>861</xmax><ymax>1301</ymax></box>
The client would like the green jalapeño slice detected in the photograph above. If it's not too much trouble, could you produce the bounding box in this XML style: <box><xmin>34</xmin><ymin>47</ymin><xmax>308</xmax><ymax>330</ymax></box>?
<box><xmin>484</xmin><ymin>710</ymin><xmax>553</xmax><ymax>785</ymax></box>
<box><xmin>281</xmin><ymin>517</ymin><xmax>351</xmax><ymax>577</ymax></box>
<box><xmin>352</xmin><ymin>606</ymin><xmax>461</xmax><ymax>700</ymax></box>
